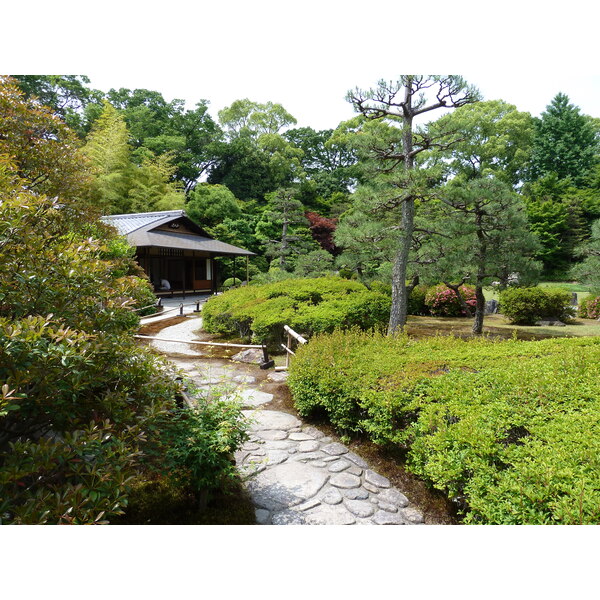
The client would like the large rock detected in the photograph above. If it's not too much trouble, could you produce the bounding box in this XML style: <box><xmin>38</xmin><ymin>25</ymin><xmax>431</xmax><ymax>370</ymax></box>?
<box><xmin>243</xmin><ymin>410</ymin><xmax>302</xmax><ymax>431</ymax></box>
<box><xmin>246</xmin><ymin>462</ymin><xmax>329</xmax><ymax>511</ymax></box>
<box><xmin>232</xmin><ymin>349</ymin><xmax>264</xmax><ymax>364</ymax></box>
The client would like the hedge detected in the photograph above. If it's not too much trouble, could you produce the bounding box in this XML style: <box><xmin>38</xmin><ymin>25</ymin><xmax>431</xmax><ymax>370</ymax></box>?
<box><xmin>202</xmin><ymin>277</ymin><xmax>391</xmax><ymax>346</ymax></box>
<box><xmin>288</xmin><ymin>330</ymin><xmax>600</xmax><ymax>524</ymax></box>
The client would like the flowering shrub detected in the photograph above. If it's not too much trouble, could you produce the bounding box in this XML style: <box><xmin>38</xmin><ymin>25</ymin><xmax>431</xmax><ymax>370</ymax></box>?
<box><xmin>578</xmin><ymin>295</ymin><xmax>600</xmax><ymax>319</ymax></box>
<box><xmin>424</xmin><ymin>284</ymin><xmax>476</xmax><ymax>317</ymax></box>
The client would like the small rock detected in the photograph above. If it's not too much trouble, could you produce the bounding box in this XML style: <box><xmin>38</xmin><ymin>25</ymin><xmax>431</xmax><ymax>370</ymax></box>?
<box><xmin>295</xmin><ymin>498</ymin><xmax>321</xmax><ymax>512</ymax></box>
<box><xmin>263</xmin><ymin>440</ymin><xmax>292</xmax><ymax>450</ymax></box>
<box><xmin>378</xmin><ymin>488</ymin><xmax>409</xmax><ymax>508</ymax></box>
<box><xmin>272</xmin><ymin>510</ymin><xmax>305</xmax><ymax>525</ymax></box>
<box><xmin>400</xmin><ymin>507</ymin><xmax>424</xmax><ymax>524</ymax></box>
<box><xmin>232</xmin><ymin>374</ymin><xmax>257</xmax><ymax>384</ymax></box>
<box><xmin>298</xmin><ymin>440</ymin><xmax>320</xmax><ymax>452</ymax></box>
<box><xmin>292</xmin><ymin>451</ymin><xmax>326</xmax><ymax>461</ymax></box>
<box><xmin>255</xmin><ymin>509</ymin><xmax>270</xmax><ymax>524</ymax></box>
<box><xmin>319</xmin><ymin>437</ymin><xmax>333</xmax><ymax>444</ymax></box>
<box><xmin>263</xmin><ymin>450</ymin><xmax>288</xmax><ymax>466</ymax></box>
<box><xmin>345</xmin><ymin>452</ymin><xmax>369</xmax><ymax>468</ymax></box>
<box><xmin>364</xmin><ymin>469</ymin><xmax>391</xmax><ymax>489</ymax></box>
<box><xmin>288</xmin><ymin>432</ymin><xmax>315</xmax><ymax>441</ymax></box>
<box><xmin>256</xmin><ymin>430</ymin><xmax>288</xmax><ymax>441</ymax></box>
<box><xmin>344</xmin><ymin>488</ymin><xmax>369</xmax><ymax>500</ymax></box>
<box><xmin>304</xmin><ymin>505</ymin><xmax>356</xmax><ymax>525</ymax></box>
<box><xmin>242</xmin><ymin>442</ymin><xmax>261</xmax><ymax>451</ymax></box>
<box><xmin>322</xmin><ymin>442</ymin><xmax>349</xmax><ymax>456</ymax></box>
<box><xmin>363</xmin><ymin>482</ymin><xmax>380</xmax><ymax>494</ymax></box>
<box><xmin>347</xmin><ymin>466</ymin><xmax>363</xmax><ymax>477</ymax></box>
<box><xmin>267</xmin><ymin>372</ymin><xmax>289</xmax><ymax>383</ymax></box>
<box><xmin>322</xmin><ymin>456</ymin><xmax>339</xmax><ymax>463</ymax></box>
<box><xmin>372</xmin><ymin>510</ymin><xmax>406</xmax><ymax>525</ymax></box>
<box><xmin>330</xmin><ymin>473</ymin><xmax>362</xmax><ymax>489</ymax></box>
<box><xmin>344</xmin><ymin>499</ymin><xmax>376</xmax><ymax>518</ymax></box>
<box><xmin>378</xmin><ymin>502</ymin><xmax>398</xmax><ymax>513</ymax></box>
<box><xmin>328</xmin><ymin>459</ymin><xmax>351</xmax><ymax>473</ymax></box>
<box><xmin>311</xmin><ymin>461</ymin><xmax>327</xmax><ymax>468</ymax></box>
<box><xmin>302</xmin><ymin>426</ymin><xmax>324</xmax><ymax>439</ymax></box>
<box><xmin>321</xmin><ymin>488</ymin><xmax>343</xmax><ymax>505</ymax></box>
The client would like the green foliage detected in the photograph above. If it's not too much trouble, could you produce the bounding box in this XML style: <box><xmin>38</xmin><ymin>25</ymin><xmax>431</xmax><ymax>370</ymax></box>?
<box><xmin>150</xmin><ymin>400</ymin><xmax>250</xmax><ymax>497</ymax></box>
<box><xmin>407</xmin><ymin>284</ymin><xmax>429</xmax><ymax>316</ymax></box>
<box><xmin>528</xmin><ymin>93</ymin><xmax>598</xmax><ymax>185</ymax></box>
<box><xmin>288</xmin><ymin>330</ymin><xmax>600</xmax><ymax>523</ymax></box>
<box><xmin>0</xmin><ymin>84</ymin><xmax>248</xmax><ymax>524</ymax></box>
<box><xmin>425</xmin><ymin>284</ymin><xmax>477</xmax><ymax>317</ymax></box>
<box><xmin>222</xmin><ymin>277</ymin><xmax>242</xmax><ymax>289</ymax></box>
<box><xmin>202</xmin><ymin>277</ymin><xmax>391</xmax><ymax>346</ymax></box>
<box><xmin>571</xmin><ymin>219</ymin><xmax>600</xmax><ymax>290</ymax></box>
<box><xmin>499</xmin><ymin>287</ymin><xmax>574</xmax><ymax>324</ymax></box>
<box><xmin>186</xmin><ymin>183</ymin><xmax>242</xmax><ymax>228</ymax></box>
<box><xmin>294</xmin><ymin>250</ymin><xmax>335</xmax><ymax>278</ymax></box>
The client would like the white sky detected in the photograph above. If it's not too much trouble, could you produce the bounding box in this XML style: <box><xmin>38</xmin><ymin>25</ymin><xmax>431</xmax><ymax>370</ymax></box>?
<box><xmin>2</xmin><ymin>0</ymin><xmax>598</xmax><ymax>591</ymax></box>
<box><xmin>3</xmin><ymin>0</ymin><xmax>600</xmax><ymax>131</ymax></box>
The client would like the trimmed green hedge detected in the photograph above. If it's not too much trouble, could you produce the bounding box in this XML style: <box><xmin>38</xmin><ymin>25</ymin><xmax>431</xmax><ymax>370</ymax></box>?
<box><xmin>499</xmin><ymin>287</ymin><xmax>575</xmax><ymax>324</ymax></box>
<box><xmin>288</xmin><ymin>330</ymin><xmax>600</xmax><ymax>524</ymax></box>
<box><xmin>202</xmin><ymin>277</ymin><xmax>391</xmax><ymax>346</ymax></box>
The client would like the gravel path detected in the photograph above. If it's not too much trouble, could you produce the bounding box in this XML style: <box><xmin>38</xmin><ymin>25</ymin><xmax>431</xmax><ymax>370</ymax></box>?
<box><xmin>148</xmin><ymin>314</ymin><xmax>425</xmax><ymax>525</ymax></box>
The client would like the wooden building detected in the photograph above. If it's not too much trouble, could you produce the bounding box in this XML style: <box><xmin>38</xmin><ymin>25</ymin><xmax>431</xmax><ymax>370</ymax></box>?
<box><xmin>102</xmin><ymin>210</ymin><xmax>254</xmax><ymax>296</ymax></box>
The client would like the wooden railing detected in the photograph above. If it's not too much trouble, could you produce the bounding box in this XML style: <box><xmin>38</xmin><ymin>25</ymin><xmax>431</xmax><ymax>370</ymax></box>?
<box><xmin>277</xmin><ymin>325</ymin><xmax>308</xmax><ymax>371</ymax></box>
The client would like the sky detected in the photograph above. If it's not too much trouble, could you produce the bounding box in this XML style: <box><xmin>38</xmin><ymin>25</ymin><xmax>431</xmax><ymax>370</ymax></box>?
<box><xmin>3</xmin><ymin>0</ymin><xmax>598</xmax><ymax>592</ymax></box>
<box><xmin>4</xmin><ymin>0</ymin><xmax>600</xmax><ymax>132</ymax></box>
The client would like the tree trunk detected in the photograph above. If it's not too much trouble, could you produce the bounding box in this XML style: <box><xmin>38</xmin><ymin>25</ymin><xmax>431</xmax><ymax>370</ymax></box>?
<box><xmin>388</xmin><ymin>197</ymin><xmax>415</xmax><ymax>335</ymax></box>
<box><xmin>388</xmin><ymin>83</ymin><xmax>415</xmax><ymax>335</ymax></box>
<box><xmin>472</xmin><ymin>285</ymin><xmax>486</xmax><ymax>334</ymax></box>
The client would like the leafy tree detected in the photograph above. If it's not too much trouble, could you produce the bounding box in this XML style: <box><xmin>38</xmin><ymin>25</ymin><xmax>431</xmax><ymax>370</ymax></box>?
<box><xmin>528</xmin><ymin>93</ymin><xmax>598</xmax><ymax>185</ymax></box>
<box><xmin>128</xmin><ymin>150</ymin><xmax>186</xmax><ymax>212</ymax></box>
<box><xmin>105</xmin><ymin>87</ymin><xmax>222</xmax><ymax>191</ymax></box>
<box><xmin>10</xmin><ymin>74</ymin><xmax>103</xmax><ymax>137</ymax></box>
<box><xmin>0</xmin><ymin>75</ymin><xmax>92</xmax><ymax>200</ymax></box>
<box><xmin>346</xmin><ymin>75</ymin><xmax>480</xmax><ymax>333</ymax></box>
<box><xmin>218</xmin><ymin>99</ymin><xmax>297</xmax><ymax>140</ymax></box>
<box><xmin>571</xmin><ymin>219</ymin><xmax>600</xmax><ymax>291</ymax></box>
<box><xmin>305</xmin><ymin>211</ymin><xmax>339</xmax><ymax>255</ymax></box>
<box><xmin>425</xmin><ymin>178</ymin><xmax>541</xmax><ymax>333</ymax></box>
<box><xmin>255</xmin><ymin>188</ymin><xmax>316</xmax><ymax>270</ymax></box>
<box><xmin>284</xmin><ymin>126</ymin><xmax>359</xmax><ymax>199</ymax></box>
<box><xmin>209</xmin><ymin>100</ymin><xmax>303</xmax><ymax>202</ymax></box>
<box><xmin>432</xmin><ymin>99</ymin><xmax>534</xmax><ymax>186</ymax></box>
<box><xmin>186</xmin><ymin>183</ymin><xmax>241</xmax><ymax>228</ymax></box>
<box><xmin>83</xmin><ymin>100</ymin><xmax>134</xmax><ymax>214</ymax></box>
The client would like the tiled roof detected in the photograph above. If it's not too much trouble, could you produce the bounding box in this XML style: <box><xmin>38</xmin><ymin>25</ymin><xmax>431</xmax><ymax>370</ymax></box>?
<box><xmin>131</xmin><ymin>230</ymin><xmax>255</xmax><ymax>256</ymax></box>
<box><xmin>101</xmin><ymin>210</ymin><xmax>255</xmax><ymax>256</ymax></box>
<box><xmin>101</xmin><ymin>211</ymin><xmax>185</xmax><ymax>236</ymax></box>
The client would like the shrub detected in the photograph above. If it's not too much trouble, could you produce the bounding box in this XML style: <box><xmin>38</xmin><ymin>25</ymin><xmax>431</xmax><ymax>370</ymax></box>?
<box><xmin>222</xmin><ymin>277</ymin><xmax>242</xmax><ymax>289</ymax></box>
<box><xmin>408</xmin><ymin>284</ymin><xmax>430</xmax><ymax>316</ymax></box>
<box><xmin>288</xmin><ymin>330</ymin><xmax>600</xmax><ymax>524</ymax></box>
<box><xmin>425</xmin><ymin>284</ymin><xmax>476</xmax><ymax>317</ymax></box>
<box><xmin>578</xmin><ymin>295</ymin><xmax>600</xmax><ymax>319</ymax></box>
<box><xmin>202</xmin><ymin>277</ymin><xmax>391</xmax><ymax>347</ymax></box>
<box><xmin>499</xmin><ymin>287</ymin><xmax>574</xmax><ymax>324</ymax></box>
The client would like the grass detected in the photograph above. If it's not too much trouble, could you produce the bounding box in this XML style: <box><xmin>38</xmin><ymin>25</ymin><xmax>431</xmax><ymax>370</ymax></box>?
<box><xmin>406</xmin><ymin>313</ymin><xmax>600</xmax><ymax>340</ymax></box>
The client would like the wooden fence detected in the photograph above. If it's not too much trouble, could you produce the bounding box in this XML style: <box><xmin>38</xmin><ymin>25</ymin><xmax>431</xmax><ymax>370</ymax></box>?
<box><xmin>277</xmin><ymin>325</ymin><xmax>307</xmax><ymax>371</ymax></box>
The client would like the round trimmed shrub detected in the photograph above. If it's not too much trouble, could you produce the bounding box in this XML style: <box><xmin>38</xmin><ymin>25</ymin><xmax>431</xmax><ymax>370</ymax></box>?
<box><xmin>499</xmin><ymin>287</ymin><xmax>574</xmax><ymax>325</ymax></box>
<box><xmin>425</xmin><ymin>284</ymin><xmax>476</xmax><ymax>317</ymax></box>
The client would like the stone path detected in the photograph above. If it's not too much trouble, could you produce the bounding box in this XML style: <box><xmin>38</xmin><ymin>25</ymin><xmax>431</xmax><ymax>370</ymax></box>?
<box><xmin>146</xmin><ymin>312</ymin><xmax>425</xmax><ymax>525</ymax></box>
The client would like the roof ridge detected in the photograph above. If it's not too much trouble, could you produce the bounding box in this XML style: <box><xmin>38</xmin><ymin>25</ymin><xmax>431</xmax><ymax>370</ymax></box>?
<box><xmin>104</xmin><ymin>210</ymin><xmax>185</xmax><ymax>220</ymax></box>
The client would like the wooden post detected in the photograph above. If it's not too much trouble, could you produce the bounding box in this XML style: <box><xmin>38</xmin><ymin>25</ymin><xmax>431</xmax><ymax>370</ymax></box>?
<box><xmin>246</xmin><ymin>256</ymin><xmax>249</xmax><ymax>285</ymax></box>
<box><xmin>233</xmin><ymin>256</ymin><xmax>237</xmax><ymax>285</ymax></box>
<box><xmin>285</xmin><ymin>330</ymin><xmax>291</xmax><ymax>368</ymax></box>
